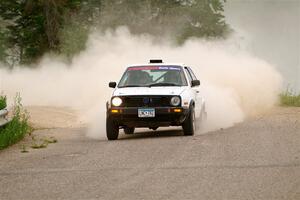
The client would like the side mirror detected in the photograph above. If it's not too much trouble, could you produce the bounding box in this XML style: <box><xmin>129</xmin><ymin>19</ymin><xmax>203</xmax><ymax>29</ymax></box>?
<box><xmin>191</xmin><ymin>80</ymin><xmax>200</xmax><ymax>87</ymax></box>
<box><xmin>109</xmin><ymin>82</ymin><xmax>117</xmax><ymax>88</ymax></box>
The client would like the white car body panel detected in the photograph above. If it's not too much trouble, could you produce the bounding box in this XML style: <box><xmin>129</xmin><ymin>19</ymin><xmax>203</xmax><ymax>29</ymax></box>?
<box><xmin>113</xmin><ymin>87</ymin><xmax>187</xmax><ymax>96</ymax></box>
<box><xmin>113</xmin><ymin>86</ymin><xmax>197</xmax><ymax>111</ymax></box>
<box><xmin>110</xmin><ymin>62</ymin><xmax>205</xmax><ymax>119</ymax></box>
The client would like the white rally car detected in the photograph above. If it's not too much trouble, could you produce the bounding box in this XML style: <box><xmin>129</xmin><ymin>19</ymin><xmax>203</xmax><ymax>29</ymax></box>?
<box><xmin>106</xmin><ymin>60</ymin><xmax>206</xmax><ymax>140</ymax></box>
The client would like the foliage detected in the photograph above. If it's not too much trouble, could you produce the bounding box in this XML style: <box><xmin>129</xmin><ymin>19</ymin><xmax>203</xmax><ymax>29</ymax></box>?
<box><xmin>280</xmin><ymin>90</ymin><xmax>300</xmax><ymax>107</ymax></box>
<box><xmin>0</xmin><ymin>95</ymin><xmax>7</xmax><ymax>110</ymax></box>
<box><xmin>0</xmin><ymin>0</ymin><xmax>229</xmax><ymax>65</ymax></box>
<box><xmin>0</xmin><ymin>94</ymin><xmax>31</xmax><ymax>150</ymax></box>
<box><xmin>99</xmin><ymin>0</ymin><xmax>230</xmax><ymax>44</ymax></box>
<box><xmin>59</xmin><ymin>14</ymin><xmax>90</xmax><ymax>58</ymax></box>
<box><xmin>0</xmin><ymin>0</ymin><xmax>82</xmax><ymax>64</ymax></box>
<box><xmin>0</xmin><ymin>29</ymin><xmax>9</xmax><ymax>64</ymax></box>
<box><xmin>30</xmin><ymin>135</ymin><xmax>57</xmax><ymax>149</ymax></box>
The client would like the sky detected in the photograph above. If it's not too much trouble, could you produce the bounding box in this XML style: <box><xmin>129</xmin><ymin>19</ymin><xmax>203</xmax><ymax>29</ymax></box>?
<box><xmin>225</xmin><ymin>0</ymin><xmax>300</xmax><ymax>92</ymax></box>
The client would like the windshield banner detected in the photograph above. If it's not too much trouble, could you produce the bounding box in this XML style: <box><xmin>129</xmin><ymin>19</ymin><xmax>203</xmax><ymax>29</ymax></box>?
<box><xmin>128</xmin><ymin>66</ymin><xmax>181</xmax><ymax>71</ymax></box>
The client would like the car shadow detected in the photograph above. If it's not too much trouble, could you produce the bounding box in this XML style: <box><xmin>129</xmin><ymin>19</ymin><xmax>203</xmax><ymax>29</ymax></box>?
<box><xmin>118</xmin><ymin>128</ymin><xmax>184</xmax><ymax>140</ymax></box>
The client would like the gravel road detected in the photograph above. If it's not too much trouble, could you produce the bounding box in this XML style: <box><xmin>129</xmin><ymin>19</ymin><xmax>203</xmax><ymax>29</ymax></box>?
<box><xmin>0</xmin><ymin>107</ymin><xmax>299</xmax><ymax>200</ymax></box>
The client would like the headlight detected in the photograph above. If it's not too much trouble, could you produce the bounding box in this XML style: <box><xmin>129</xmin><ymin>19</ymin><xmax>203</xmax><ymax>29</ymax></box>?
<box><xmin>112</xmin><ymin>97</ymin><xmax>122</xmax><ymax>106</ymax></box>
<box><xmin>170</xmin><ymin>96</ymin><xmax>181</xmax><ymax>106</ymax></box>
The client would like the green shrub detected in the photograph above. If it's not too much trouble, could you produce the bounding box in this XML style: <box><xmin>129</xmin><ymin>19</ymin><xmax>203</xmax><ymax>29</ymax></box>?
<box><xmin>280</xmin><ymin>90</ymin><xmax>300</xmax><ymax>107</ymax></box>
<box><xmin>0</xmin><ymin>96</ymin><xmax>7</xmax><ymax>110</ymax></box>
<box><xmin>0</xmin><ymin>94</ymin><xmax>31</xmax><ymax>150</ymax></box>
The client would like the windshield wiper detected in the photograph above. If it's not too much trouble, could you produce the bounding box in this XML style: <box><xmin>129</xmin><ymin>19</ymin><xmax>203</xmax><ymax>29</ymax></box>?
<box><xmin>147</xmin><ymin>83</ymin><xmax>181</xmax><ymax>87</ymax></box>
<box><xmin>119</xmin><ymin>85</ymin><xmax>146</xmax><ymax>88</ymax></box>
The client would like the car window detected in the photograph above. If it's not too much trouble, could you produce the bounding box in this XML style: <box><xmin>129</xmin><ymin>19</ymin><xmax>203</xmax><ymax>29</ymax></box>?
<box><xmin>184</xmin><ymin>68</ymin><xmax>193</xmax><ymax>83</ymax></box>
<box><xmin>187</xmin><ymin>67</ymin><xmax>198</xmax><ymax>80</ymax></box>
<box><xmin>118</xmin><ymin>65</ymin><xmax>188</xmax><ymax>87</ymax></box>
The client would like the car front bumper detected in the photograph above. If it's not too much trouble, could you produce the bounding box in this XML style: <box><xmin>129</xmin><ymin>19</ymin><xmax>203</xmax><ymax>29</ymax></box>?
<box><xmin>107</xmin><ymin>107</ymin><xmax>189</xmax><ymax>127</ymax></box>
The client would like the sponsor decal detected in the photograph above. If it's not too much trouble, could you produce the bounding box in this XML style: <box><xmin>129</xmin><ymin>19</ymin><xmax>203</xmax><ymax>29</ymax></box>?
<box><xmin>128</xmin><ymin>66</ymin><xmax>181</xmax><ymax>71</ymax></box>
<box><xmin>128</xmin><ymin>66</ymin><xmax>158</xmax><ymax>71</ymax></box>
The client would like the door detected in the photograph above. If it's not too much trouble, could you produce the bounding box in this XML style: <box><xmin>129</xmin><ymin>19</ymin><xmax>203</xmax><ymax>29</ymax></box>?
<box><xmin>185</xmin><ymin>67</ymin><xmax>201</xmax><ymax>118</ymax></box>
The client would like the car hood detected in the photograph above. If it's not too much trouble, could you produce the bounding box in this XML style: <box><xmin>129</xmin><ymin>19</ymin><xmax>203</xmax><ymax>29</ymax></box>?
<box><xmin>113</xmin><ymin>87</ymin><xmax>187</xmax><ymax>96</ymax></box>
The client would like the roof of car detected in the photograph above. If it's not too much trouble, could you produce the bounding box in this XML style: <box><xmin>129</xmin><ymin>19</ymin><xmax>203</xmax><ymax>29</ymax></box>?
<box><xmin>127</xmin><ymin>63</ymin><xmax>186</xmax><ymax>67</ymax></box>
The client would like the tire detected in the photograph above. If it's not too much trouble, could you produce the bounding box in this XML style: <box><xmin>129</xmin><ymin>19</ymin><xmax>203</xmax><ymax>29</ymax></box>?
<box><xmin>106</xmin><ymin>117</ymin><xmax>119</xmax><ymax>140</ymax></box>
<box><xmin>195</xmin><ymin>111</ymin><xmax>201</xmax><ymax>131</ymax></box>
<box><xmin>195</xmin><ymin>104</ymin><xmax>207</xmax><ymax>130</ymax></box>
<box><xmin>182</xmin><ymin>106</ymin><xmax>195</xmax><ymax>136</ymax></box>
<box><xmin>124</xmin><ymin>127</ymin><xmax>135</xmax><ymax>134</ymax></box>
<box><xmin>149</xmin><ymin>127</ymin><xmax>159</xmax><ymax>131</ymax></box>
<box><xmin>202</xmin><ymin>103</ymin><xmax>207</xmax><ymax>121</ymax></box>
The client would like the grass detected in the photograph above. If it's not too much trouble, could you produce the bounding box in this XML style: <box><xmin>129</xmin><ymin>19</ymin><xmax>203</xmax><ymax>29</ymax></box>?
<box><xmin>0</xmin><ymin>94</ymin><xmax>31</xmax><ymax>150</ymax></box>
<box><xmin>19</xmin><ymin>134</ymin><xmax>58</xmax><ymax>152</ymax></box>
<box><xmin>0</xmin><ymin>94</ymin><xmax>57</xmax><ymax>152</ymax></box>
<box><xmin>280</xmin><ymin>90</ymin><xmax>300</xmax><ymax>107</ymax></box>
<box><xmin>30</xmin><ymin>135</ymin><xmax>57</xmax><ymax>149</ymax></box>
<box><xmin>0</xmin><ymin>95</ymin><xmax>7</xmax><ymax>110</ymax></box>
<box><xmin>20</xmin><ymin>145</ymin><xmax>29</xmax><ymax>153</ymax></box>
<box><xmin>31</xmin><ymin>141</ymin><xmax>48</xmax><ymax>149</ymax></box>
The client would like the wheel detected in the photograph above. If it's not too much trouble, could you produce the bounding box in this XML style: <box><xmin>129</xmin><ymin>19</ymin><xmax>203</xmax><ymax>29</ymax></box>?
<box><xmin>124</xmin><ymin>127</ymin><xmax>135</xmax><ymax>134</ymax></box>
<box><xmin>106</xmin><ymin>117</ymin><xmax>119</xmax><ymax>140</ymax></box>
<box><xmin>202</xmin><ymin>103</ymin><xmax>207</xmax><ymax>121</ymax></box>
<box><xmin>149</xmin><ymin>127</ymin><xmax>158</xmax><ymax>131</ymax></box>
<box><xmin>195</xmin><ymin>111</ymin><xmax>201</xmax><ymax>131</ymax></box>
<box><xmin>182</xmin><ymin>106</ymin><xmax>195</xmax><ymax>136</ymax></box>
<box><xmin>195</xmin><ymin>104</ymin><xmax>207</xmax><ymax>130</ymax></box>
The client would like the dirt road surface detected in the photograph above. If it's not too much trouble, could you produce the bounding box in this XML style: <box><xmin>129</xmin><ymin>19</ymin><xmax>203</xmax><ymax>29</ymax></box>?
<box><xmin>0</xmin><ymin>107</ymin><xmax>299</xmax><ymax>200</ymax></box>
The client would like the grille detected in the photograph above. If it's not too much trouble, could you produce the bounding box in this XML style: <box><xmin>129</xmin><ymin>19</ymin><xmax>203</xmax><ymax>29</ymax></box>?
<box><xmin>121</xmin><ymin>96</ymin><xmax>177</xmax><ymax>107</ymax></box>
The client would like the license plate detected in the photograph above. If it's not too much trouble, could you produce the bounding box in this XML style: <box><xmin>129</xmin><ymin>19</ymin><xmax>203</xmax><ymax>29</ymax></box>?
<box><xmin>138</xmin><ymin>108</ymin><xmax>155</xmax><ymax>118</ymax></box>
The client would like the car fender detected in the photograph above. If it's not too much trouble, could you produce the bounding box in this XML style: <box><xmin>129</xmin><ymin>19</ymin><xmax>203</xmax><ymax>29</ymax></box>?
<box><xmin>180</xmin><ymin>89</ymin><xmax>194</xmax><ymax>109</ymax></box>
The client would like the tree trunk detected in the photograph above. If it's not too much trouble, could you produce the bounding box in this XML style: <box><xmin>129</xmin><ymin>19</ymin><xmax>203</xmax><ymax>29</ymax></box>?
<box><xmin>42</xmin><ymin>0</ymin><xmax>62</xmax><ymax>51</ymax></box>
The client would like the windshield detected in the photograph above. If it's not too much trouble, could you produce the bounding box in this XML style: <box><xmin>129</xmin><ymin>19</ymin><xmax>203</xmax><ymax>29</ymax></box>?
<box><xmin>118</xmin><ymin>65</ymin><xmax>188</xmax><ymax>88</ymax></box>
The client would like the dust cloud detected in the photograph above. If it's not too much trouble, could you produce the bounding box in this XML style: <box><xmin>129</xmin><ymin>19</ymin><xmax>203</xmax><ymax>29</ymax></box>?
<box><xmin>0</xmin><ymin>27</ymin><xmax>282</xmax><ymax>139</ymax></box>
